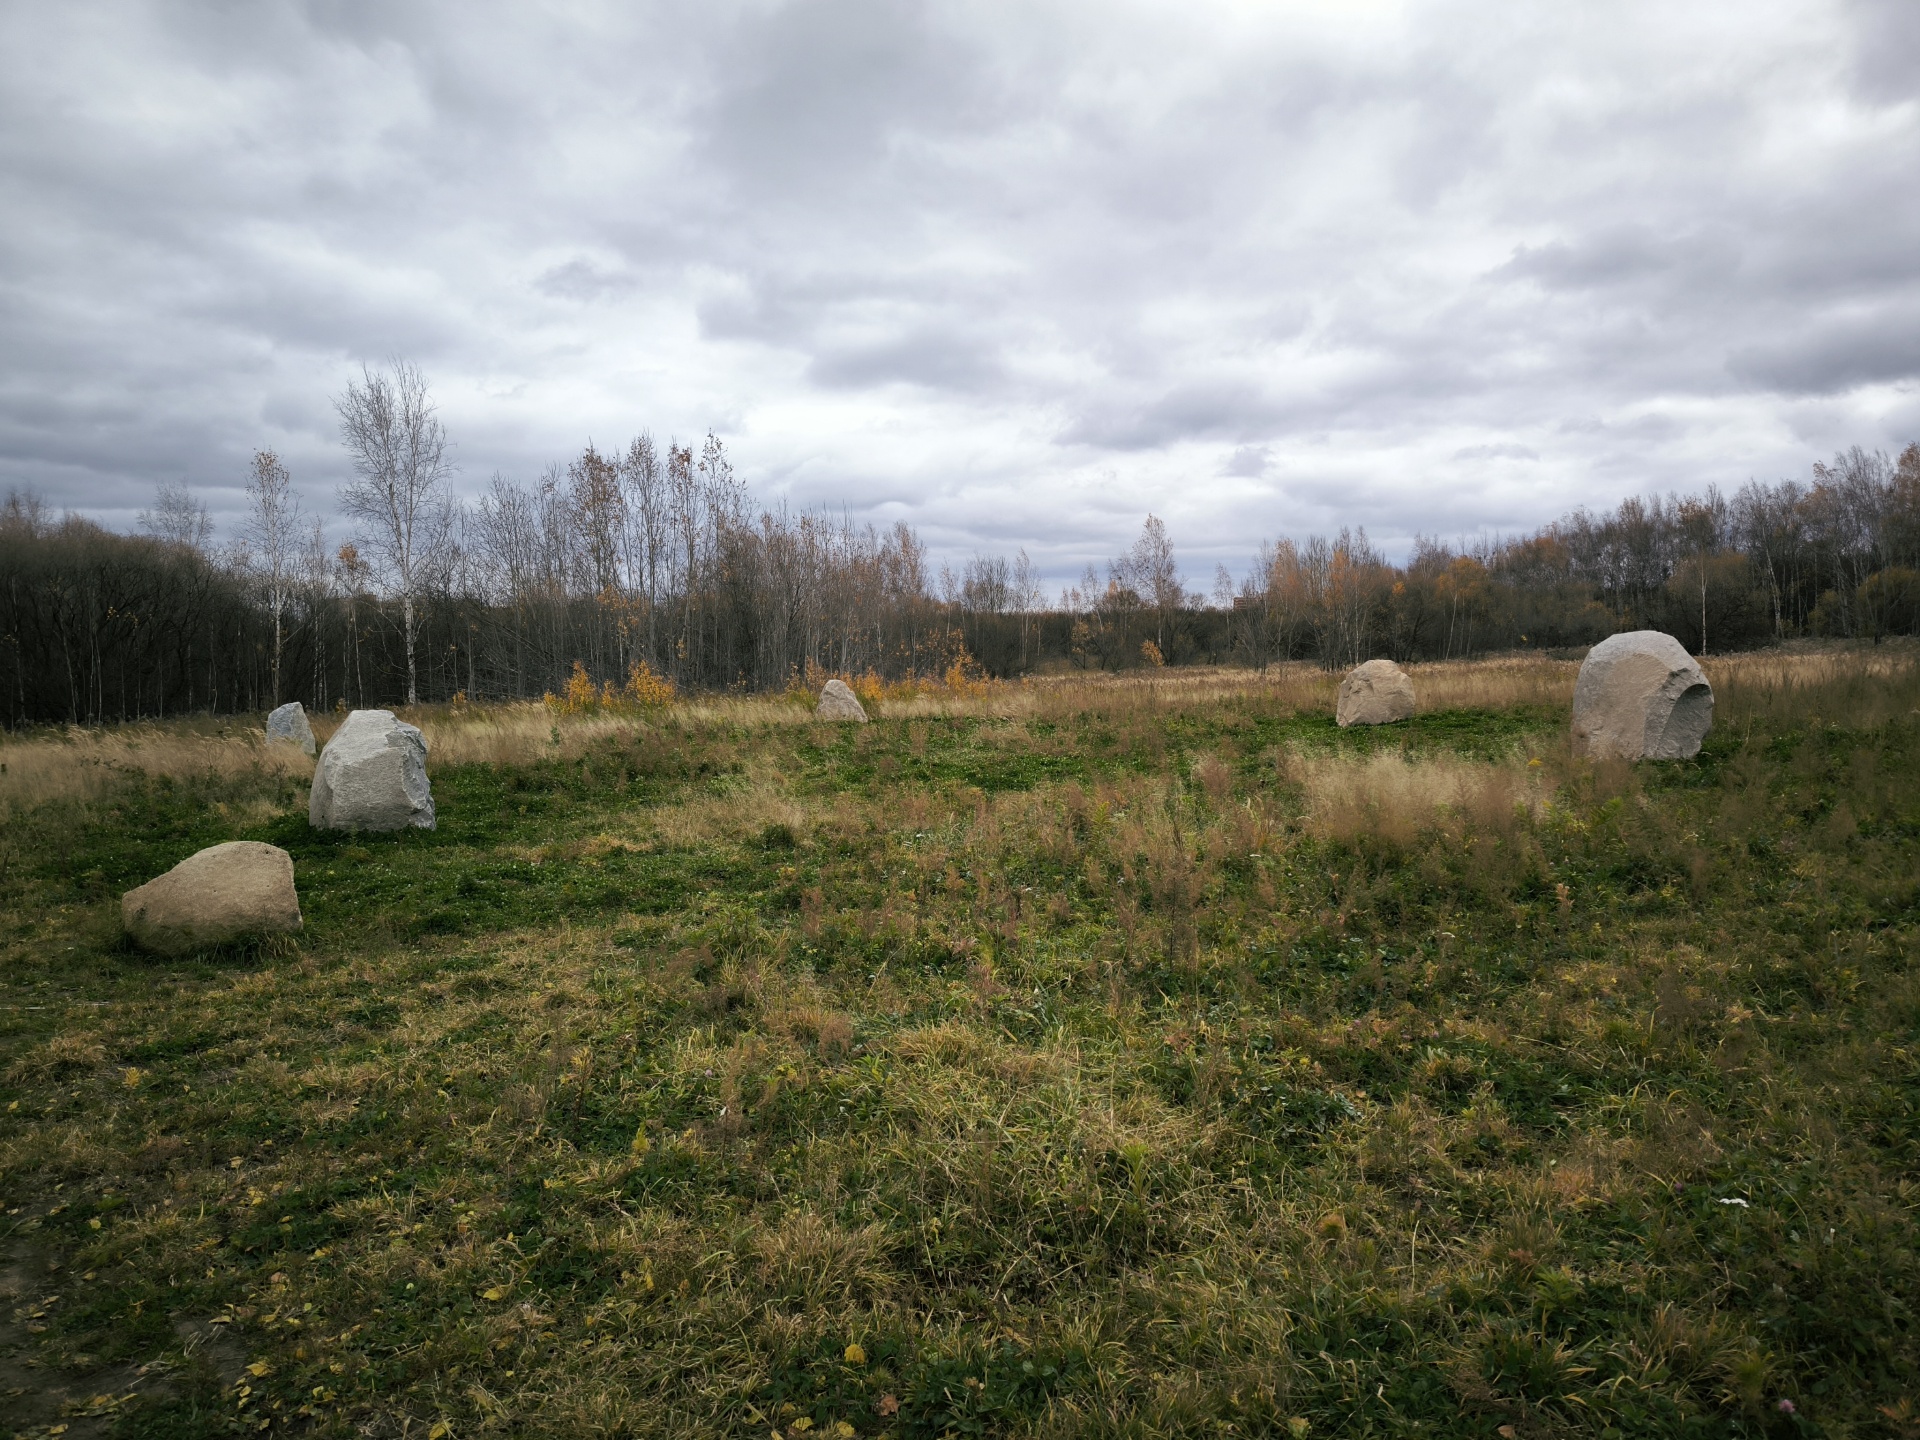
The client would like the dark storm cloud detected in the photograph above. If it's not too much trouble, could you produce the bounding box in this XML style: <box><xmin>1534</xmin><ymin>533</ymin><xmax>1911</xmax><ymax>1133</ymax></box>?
<box><xmin>2</xmin><ymin>0</ymin><xmax>1918</xmax><ymax>581</ymax></box>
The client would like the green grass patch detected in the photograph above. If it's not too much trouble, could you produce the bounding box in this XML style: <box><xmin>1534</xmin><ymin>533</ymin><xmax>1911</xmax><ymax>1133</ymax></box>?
<box><xmin>2</xmin><ymin>666</ymin><xmax>1919</xmax><ymax>1436</ymax></box>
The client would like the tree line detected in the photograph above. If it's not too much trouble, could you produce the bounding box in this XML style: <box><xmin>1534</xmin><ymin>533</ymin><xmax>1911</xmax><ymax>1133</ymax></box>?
<box><xmin>2</xmin><ymin>361</ymin><xmax>1917</xmax><ymax>727</ymax></box>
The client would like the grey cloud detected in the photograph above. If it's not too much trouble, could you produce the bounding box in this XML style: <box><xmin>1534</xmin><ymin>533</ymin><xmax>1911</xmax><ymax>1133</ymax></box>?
<box><xmin>697</xmin><ymin>0</ymin><xmax>981</xmax><ymax>203</ymax></box>
<box><xmin>1059</xmin><ymin>382</ymin><xmax>1285</xmax><ymax>452</ymax></box>
<box><xmin>1846</xmin><ymin>0</ymin><xmax>1920</xmax><ymax>103</ymax></box>
<box><xmin>807</xmin><ymin>327</ymin><xmax>1006</xmax><ymax>392</ymax></box>
<box><xmin>3</xmin><ymin>0</ymin><xmax>1919</xmax><ymax>585</ymax></box>
<box><xmin>537</xmin><ymin>260</ymin><xmax>638</xmax><ymax>303</ymax></box>
<box><xmin>1496</xmin><ymin>230</ymin><xmax>1703</xmax><ymax>291</ymax></box>
<box><xmin>1223</xmin><ymin>446</ymin><xmax>1270</xmax><ymax>478</ymax></box>
<box><xmin>1452</xmin><ymin>443</ymin><xmax>1539</xmax><ymax>462</ymax></box>
<box><xmin>1727</xmin><ymin>304</ymin><xmax>1920</xmax><ymax>394</ymax></box>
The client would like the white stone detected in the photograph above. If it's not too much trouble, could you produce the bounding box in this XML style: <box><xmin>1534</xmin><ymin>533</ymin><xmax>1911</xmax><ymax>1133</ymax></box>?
<box><xmin>309</xmin><ymin>709</ymin><xmax>435</xmax><ymax>830</ymax></box>
<box><xmin>265</xmin><ymin>700</ymin><xmax>316</xmax><ymax>756</ymax></box>
<box><xmin>122</xmin><ymin>841</ymin><xmax>302</xmax><ymax>956</ymax></box>
<box><xmin>815</xmin><ymin>678</ymin><xmax>869</xmax><ymax>723</ymax></box>
<box><xmin>1336</xmin><ymin>658</ymin><xmax>1416</xmax><ymax>727</ymax></box>
<box><xmin>1572</xmin><ymin>630</ymin><xmax>1714</xmax><ymax>761</ymax></box>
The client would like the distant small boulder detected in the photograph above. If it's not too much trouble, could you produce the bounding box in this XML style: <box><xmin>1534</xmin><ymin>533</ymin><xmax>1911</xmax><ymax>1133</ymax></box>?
<box><xmin>1336</xmin><ymin>659</ymin><xmax>1416</xmax><ymax>727</ymax></box>
<box><xmin>816</xmin><ymin>678</ymin><xmax>869</xmax><ymax>723</ymax></box>
<box><xmin>265</xmin><ymin>700</ymin><xmax>316</xmax><ymax>756</ymax></box>
<box><xmin>122</xmin><ymin>841</ymin><xmax>301</xmax><ymax>956</ymax></box>
<box><xmin>310</xmin><ymin>709</ymin><xmax>435</xmax><ymax>831</ymax></box>
<box><xmin>1572</xmin><ymin>630</ymin><xmax>1713</xmax><ymax>761</ymax></box>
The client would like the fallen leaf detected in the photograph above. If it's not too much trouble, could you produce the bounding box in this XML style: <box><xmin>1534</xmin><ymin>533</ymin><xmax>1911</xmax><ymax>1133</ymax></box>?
<box><xmin>482</xmin><ymin>1286</ymin><xmax>509</xmax><ymax>1302</ymax></box>
<box><xmin>246</xmin><ymin>1361</ymin><xmax>272</xmax><ymax>1378</ymax></box>
<box><xmin>429</xmin><ymin>1423</ymin><xmax>451</xmax><ymax>1440</ymax></box>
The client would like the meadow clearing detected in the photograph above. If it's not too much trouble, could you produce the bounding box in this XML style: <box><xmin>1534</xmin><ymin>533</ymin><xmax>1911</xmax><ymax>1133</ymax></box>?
<box><xmin>1</xmin><ymin>646</ymin><xmax>1917</xmax><ymax>1439</ymax></box>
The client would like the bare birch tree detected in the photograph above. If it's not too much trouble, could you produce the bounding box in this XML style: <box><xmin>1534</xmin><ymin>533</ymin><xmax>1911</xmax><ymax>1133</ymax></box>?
<box><xmin>243</xmin><ymin>449</ymin><xmax>302</xmax><ymax>703</ymax></box>
<box><xmin>334</xmin><ymin>361</ymin><xmax>456</xmax><ymax>705</ymax></box>
<box><xmin>139</xmin><ymin>481</ymin><xmax>213</xmax><ymax>553</ymax></box>
<box><xmin>620</xmin><ymin>433</ymin><xmax>667</xmax><ymax>667</ymax></box>
<box><xmin>1113</xmin><ymin>515</ymin><xmax>1183</xmax><ymax>653</ymax></box>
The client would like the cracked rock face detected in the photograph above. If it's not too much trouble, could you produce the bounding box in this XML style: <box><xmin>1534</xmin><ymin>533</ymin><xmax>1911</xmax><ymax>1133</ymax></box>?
<box><xmin>265</xmin><ymin>700</ymin><xmax>316</xmax><ymax>756</ymax></box>
<box><xmin>1572</xmin><ymin>630</ymin><xmax>1714</xmax><ymax>761</ymax></box>
<box><xmin>815</xmin><ymin>678</ymin><xmax>869</xmax><ymax>723</ymax></box>
<box><xmin>1336</xmin><ymin>659</ymin><xmax>1416</xmax><ymax>727</ymax></box>
<box><xmin>309</xmin><ymin>709</ymin><xmax>435</xmax><ymax>831</ymax></box>
<box><xmin>122</xmin><ymin>841</ymin><xmax>302</xmax><ymax>956</ymax></box>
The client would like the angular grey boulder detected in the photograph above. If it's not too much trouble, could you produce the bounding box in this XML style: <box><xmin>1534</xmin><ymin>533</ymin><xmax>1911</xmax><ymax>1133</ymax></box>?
<box><xmin>815</xmin><ymin>678</ymin><xmax>869</xmax><ymax>723</ymax></box>
<box><xmin>1572</xmin><ymin>630</ymin><xmax>1713</xmax><ymax>761</ymax></box>
<box><xmin>309</xmin><ymin>708</ymin><xmax>435</xmax><ymax>830</ymax></box>
<box><xmin>1337</xmin><ymin>659</ymin><xmax>1416</xmax><ymax>727</ymax></box>
<box><xmin>265</xmin><ymin>700</ymin><xmax>316</xmax><ymax>756</ymax></box>
<box><xmin>122</xmin><ymin>841</ymin><xmax>301</xmax><ymax>956</ymax></box>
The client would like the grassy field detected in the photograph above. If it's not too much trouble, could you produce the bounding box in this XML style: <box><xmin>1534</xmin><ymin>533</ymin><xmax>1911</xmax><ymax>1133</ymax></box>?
<box><xmin>1</xmin><ymin>648</ymin><xmax>1918</xmax><ymax>1439</ymax></box>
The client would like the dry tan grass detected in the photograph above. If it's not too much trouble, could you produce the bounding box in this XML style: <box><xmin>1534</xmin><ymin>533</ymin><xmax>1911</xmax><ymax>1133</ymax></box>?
<box><xmin>1405</xmin><ymin>653</ymin><xmax>1578</xmax><ymax>712</ymax></box>
<box><xmin>1018</xmin><ymin>663</ymin><xmax>1329</xmax><ymax>720</ymax></box>
<box><xmin>5</xmin><ymin>644</ymin><xmax>1910</xmax><ymax>822</ymax></box>
<box><xmin>0</xmin><ymin>720</ymin><xmax>319</xmax><ymax>819</ymax></box>
<box><xmin>1288</xmin><ymin>748</ymin><xmax>1550</xmax><ymax>848</ymax></box>
<box><xmin>1705</xmin><ymin>640</ymin><xmax>1920</xmax><ymax>728</ymax></box>
<box><xmin>413</xmin><ymin>705</ymin><xmax>642</xmax><ymax>768</ymax></box>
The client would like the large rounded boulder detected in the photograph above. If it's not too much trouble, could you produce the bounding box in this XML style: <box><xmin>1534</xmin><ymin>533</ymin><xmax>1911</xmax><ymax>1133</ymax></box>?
<box><xmin>1572</xmin><ymin>630</ymin><xmax>1713</xmax><ymax>761</ymax></box>
<box><xmin>310</xmin><ymin>708</ymin><xmax>435</xmax><ymax>831</ymax></box>
<box><xmin>1336</xmin><ymin>658</ymin><xmax>1416</xmax><ymax>727</ymax></box>
<box><xmin>815</xmin><ymin>678</ymin><xmax>869</xmax><ymax>723</ymax></box>
<box><xmin>122</xmin><ymin>841</ymin><xmax>302</xmax><ymax>956</ymax></box>
<box><xmin>265</xmin><ymin>700</ymin><xmax>316</xmax><ymax>756</ymax></box>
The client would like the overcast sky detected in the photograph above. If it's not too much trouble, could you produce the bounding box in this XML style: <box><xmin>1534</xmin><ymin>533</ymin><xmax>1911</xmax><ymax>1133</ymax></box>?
<box><xmin>3</xmin><ymin>0</ymin><xmax>1918</xmax><ymax>586</ymax></box>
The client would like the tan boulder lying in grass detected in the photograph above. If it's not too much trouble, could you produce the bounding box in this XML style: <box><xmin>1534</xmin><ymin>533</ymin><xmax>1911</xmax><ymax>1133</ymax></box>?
<box><xmin>1572</xmin><ymin>629</ymin><xmax>1714</xmax><ymax>760</ymax></box>
<box><xmin>122</xmin><ymin>841</ymin><xmax>301</xmax><ymax>956</ymax></box>
<box><xmin>265</xmin><ymin>700</ymin><xmax>316</xmax><ymax>755</ymax></box>
<box><xmin>1336</xmin><ymin>659</ymin><xmax>1416</xmax><ymax>726</ymax></box>
<box><xmin>310</xmin><ymin>708</ymin><xmax>435</xmax><ymax>830</ymax></box>
<box><xmin>816</xmin><ymin>678</ymin><xmax>869</xmax><ymax>722</ymax></box>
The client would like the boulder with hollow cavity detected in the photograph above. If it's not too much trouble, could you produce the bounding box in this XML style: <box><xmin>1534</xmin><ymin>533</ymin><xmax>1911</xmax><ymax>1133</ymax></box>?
<box><xmin>265</xmin><ymin>700</ymin><xmax>316</xmax><ymax>756</ymax></box>
<box><xmin>1336</xmin><ymin>659</ymin><xmax>1416</xmax><ymax>727</ymax></box>
<box><xmin>815</xmin><ymin>678</ymin><xmax>869</xmax><ymax>723</ymax></box>
<box><xmin>1572</xmin><ymin>630</ymin><xmax>1713</xmax><ymax>761</ymax></box>
<box><xmin>122</xmin><ymin>841</ymin><xmax>302</xmax><ymax>956</ymax></box>
<box><xmin>310</xmin><ymin>709</ymin><xmax>435</xmax><ymax>830</ymax></box>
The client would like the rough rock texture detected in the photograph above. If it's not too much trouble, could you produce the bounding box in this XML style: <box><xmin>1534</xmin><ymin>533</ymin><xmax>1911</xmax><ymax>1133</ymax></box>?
<box><xmin>815</xmin><ymin>678</ymin><xmax>869</xmax><ymax>723</ymax></box>
<box><xmin>1337</xmin><ymin>659</ymin><xmax>1416</xmax><ymax>727</ymax></box>
<box><xmin>122</xmin><ymin>841</ymin><xmax>302</xmax><ymax>956</ymax></box>
<box><xmin>1572</xmin><ymin>630</ymin><xmax>1714</xmax><ymax>761</ymax></box>
<box><xmin>265</xmin><ymin>700</ymin><xmax>316</xmax><ymax>755</ymax></box>
<box><xmin>309</xmin><ymin>709</ymin><xmax>436</xmax><ymax>830</ymax></box>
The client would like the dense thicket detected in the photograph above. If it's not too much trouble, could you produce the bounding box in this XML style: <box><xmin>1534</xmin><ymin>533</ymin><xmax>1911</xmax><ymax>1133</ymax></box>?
<box><xmin>4</xmin><ymin>439</ymin><xmax>1917</xmax><ymax>726</ymax></box>
<box><xmin>0</xmin><ymin>494</ymin><xmax>265</xmax><ymax>726</ymax></box>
